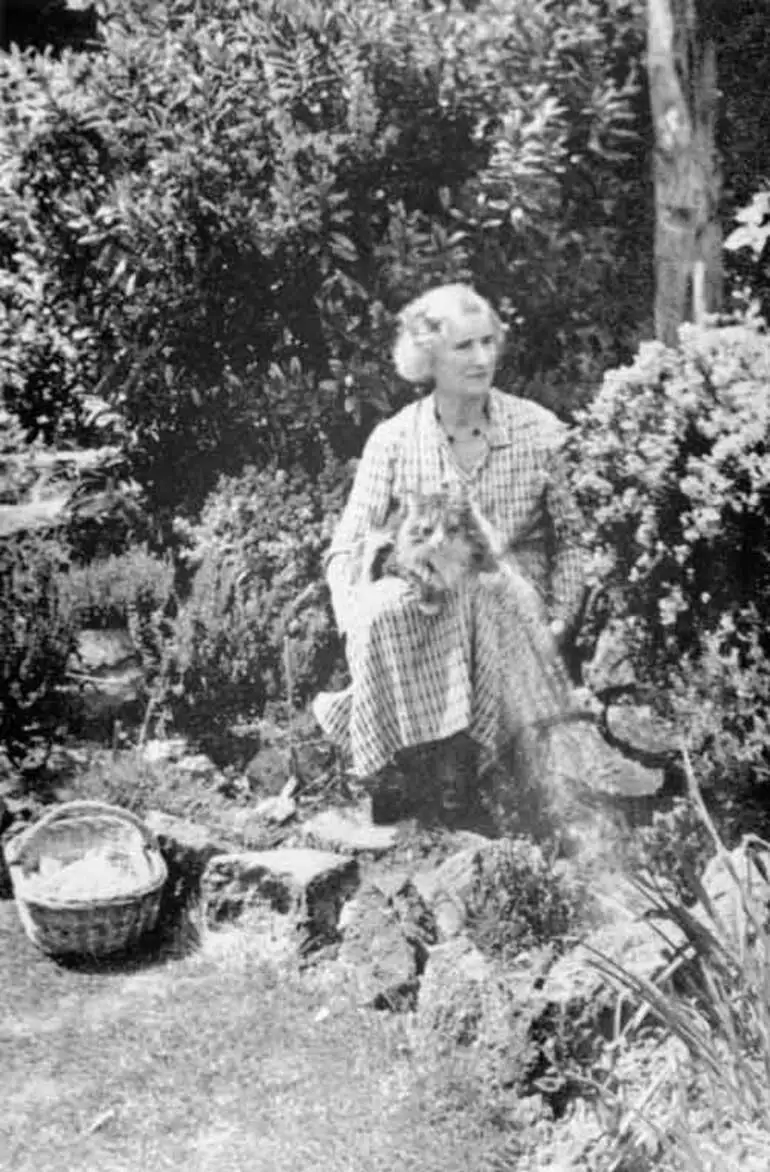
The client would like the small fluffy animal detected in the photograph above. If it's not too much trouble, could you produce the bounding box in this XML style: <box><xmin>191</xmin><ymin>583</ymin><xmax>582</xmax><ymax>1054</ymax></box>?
<box><xmin>359</xmin><ymin>492</ymin><xmax>500</xmax><ymax>613</ymax></box>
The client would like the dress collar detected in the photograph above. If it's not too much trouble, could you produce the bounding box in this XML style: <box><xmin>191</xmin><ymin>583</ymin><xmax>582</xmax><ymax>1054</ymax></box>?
<box><xmin>426</xmin><ymin>388</ymin><xmax>511</xmax><ymax>450</ymax></box>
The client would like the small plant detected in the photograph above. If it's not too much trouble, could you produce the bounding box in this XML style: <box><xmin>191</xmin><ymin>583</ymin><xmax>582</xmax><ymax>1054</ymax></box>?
<box><xmin>464</xmin><ymin>837</ymin><xmax>587</xmax><ymax>965</ymax></box>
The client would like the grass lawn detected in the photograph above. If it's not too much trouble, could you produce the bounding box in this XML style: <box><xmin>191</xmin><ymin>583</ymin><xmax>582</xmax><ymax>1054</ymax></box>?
<box><xmin>1</xmin><ymin>901</ymin><xmax>516</xmax><ymax>1172</ymax></box>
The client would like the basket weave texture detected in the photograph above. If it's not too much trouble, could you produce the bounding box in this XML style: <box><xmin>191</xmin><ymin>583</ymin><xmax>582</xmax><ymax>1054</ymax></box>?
<box><xmin>5</xmin><ymin>800</ymin><xmax>168</xmax><ymax>958</ymax></box>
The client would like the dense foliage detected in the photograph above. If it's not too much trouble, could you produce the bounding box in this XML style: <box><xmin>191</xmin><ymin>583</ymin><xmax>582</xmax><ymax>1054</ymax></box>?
<box><xmin>0</xmin><ymin>533</ymin><xmax>76</xmax><ymax>771</ymax></box>
<box><xmin>4</xmin><ymin>0</ymin><xmax>770</xmax><ymax>814</ymax></box>
<box><xmin>163</xmin><ymin>457</ymin><xmax>352</xmax><ymax>735</ymax></box>
<box><xmin>573</xmin><ymin>316</ymin><xmax>770</xmax><ymax>786</ymax></box>
<box><xmin>0</xmin><ymin>0</ymin><xmax>648</xmax><ymax>523</ymax></box>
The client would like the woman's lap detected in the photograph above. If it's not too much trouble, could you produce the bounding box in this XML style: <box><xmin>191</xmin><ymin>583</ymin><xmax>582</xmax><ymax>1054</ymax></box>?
<box><xmin>344</xmin><ymin>577</ymin><xmax>475</xmax><ymax>773</ymax></box>
<box><xmin>315</xmin><ymin>567</ymin><xmax>572</xmax><ymax>780</ymax></box>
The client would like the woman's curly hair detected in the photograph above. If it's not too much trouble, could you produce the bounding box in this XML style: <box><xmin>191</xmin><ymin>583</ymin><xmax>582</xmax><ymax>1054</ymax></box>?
<box><xmin>392</xmin><ymin>283</ymin><xmax>506</xmax><ymax>384</ymax></box>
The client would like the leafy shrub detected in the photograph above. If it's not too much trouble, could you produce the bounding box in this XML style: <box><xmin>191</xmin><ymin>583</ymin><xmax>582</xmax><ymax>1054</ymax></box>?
<box><xmin>165</xmin><ymin>455</ymin><xmax>352</xmax><ymax>735</ymax></box>
<box><xmin>0</xmin><ymin>532</ymin><xmax>77</xmax><ymax>772</ymax></box>
<box><xmin>575</xmin><ymin>317</ymin><xmax>770</xmax><ymax>671</ymax></box>
<box><xmin>0</xmin><ymin>0</ymin><xmax>647</xmax><ymax>522</ymax></box>
<box><xmin>573</xmin><ymin>316</ymin><xmax>770</xmax><ymax>787</ymax></box>
<box><xmin>61</xmin><ymin>543</ymin><xmax>175</xmax><ymax>629</ymax></box>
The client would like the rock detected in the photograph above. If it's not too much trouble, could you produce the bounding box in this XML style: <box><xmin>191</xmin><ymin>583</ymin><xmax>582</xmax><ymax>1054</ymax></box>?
<box><xmin>245</xmin><ymin>719</ymin><xmax>334</xmax><ymax>796</ymax></box>
<box><xmin>145</xmin><ymin>810</ymin><xmax>228</xmax><ymax>870</ymax></box>
<box><xmin>172</xmin><ymin>753</ymin><xmax>219</xmax><ymax>781</ymax></box>
<box><xmin>584</xmin><ymin>620</ymin><xmax>636</xmax><ymax>693</ymax></box>
<box><xmin>281</xmin><ymin>775</ymin><xmax>301</xmax><ymax>800</ymax></box>
<box><xmin>292</xmin><ymin>740</ymin><xmax>336</xmax><ymax>786</ymax></box>
<box><xmin>605</xmin><ymin>704</ymin><xmax>679</xmax><ymax>760</ymax></box>
<box><xmin>548</xmin><ymin>718</ymin><xmax>665</xmax><ymax>806</ymax></box>
<box><xmin>244</xmin><ymin>744</ymin><xmax>289</xmax><ymax>796</ymax></box>
<box><xmin>145</xmin><ymin>810</ymin><xmax>230</xmax><ymax>916</ymax></box>
<box><xmin>413</xmin><ymin>836</ymin><xmax>550</xmax><ymax>943</ymax></box>
<box><xmin>338</xmin><ymin>877</ymin><xmax>436</xmax><ymax>1009</ymax></box>
<box><xmin>413</xmin><ymin>846</ymin><xmax>479</xmax><ymax>939</ymax></box>
<box><xmin>201</xmin><ymin>848</ymin><xmax>359</xmax><ymax>952</ymax></box>
<box><xmin>71</xmin><ymin>628</ymin><xmax>138</xmax><ymax>673</ymax></box>
<box><xmin>217</xmin><ymin>808</ymin><xmax>290</xmax><ymax>851</ymax></box>
<box><xmin>415</xmin><ymin>936</ymin><xmax>546</xmax><ymax>1091</ymax></box>
<box><xmin>540</xmin><ymin>876</ymin><xmax>681</xmax><ymax>1038</ymax></box>
<box><xmin>299</xmin><ymin>807</ymin><xmax>399</xmax><ymax>857</ymax></box>
<box><xmin>253</xmin><ymin>793</ymin><xmax>297</xmax><ymax>826</ymax></box>
<box><xmin>68</xmin><ymin>628</ymin><xmax>144</xmax><ymax>726</ymax></box>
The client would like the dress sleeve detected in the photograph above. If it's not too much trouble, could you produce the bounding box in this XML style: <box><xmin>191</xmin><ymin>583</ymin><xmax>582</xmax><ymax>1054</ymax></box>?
<box><xmin>325</xmin><ymin>420</ymin><xmax>397</xmax><ymax>632</ymax></box>
<box><xmin>543</xmin><ymin>432</ymin><xmax>586</xmax><ymax>631</ymax></box>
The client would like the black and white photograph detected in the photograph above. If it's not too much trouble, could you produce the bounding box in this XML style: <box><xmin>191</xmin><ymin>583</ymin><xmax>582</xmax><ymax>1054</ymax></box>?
<box><xmin>1</xmin><ymin>2</ymin><xmax>769</xmax><ymax>1168</ymax></box>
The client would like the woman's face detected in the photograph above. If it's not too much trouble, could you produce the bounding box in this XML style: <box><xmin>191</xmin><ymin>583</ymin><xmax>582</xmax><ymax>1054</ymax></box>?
<box><xmin>432</xmin><ymin>310</ymin><xmax>498</xmax><ymax>398</ymax></box>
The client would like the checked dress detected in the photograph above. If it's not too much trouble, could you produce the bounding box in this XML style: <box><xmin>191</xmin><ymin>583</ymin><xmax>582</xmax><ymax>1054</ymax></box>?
<box><xmin>313</xmin><ymin>388</ymin><xmax>587</xmax><ymax>783</ymax></box>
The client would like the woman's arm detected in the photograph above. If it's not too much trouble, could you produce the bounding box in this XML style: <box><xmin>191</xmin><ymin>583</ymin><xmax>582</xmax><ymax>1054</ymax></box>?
<box><xmin>325</xmin><ymin>421</ymin><xmax>397</xmax><ymax>633</ymax></box>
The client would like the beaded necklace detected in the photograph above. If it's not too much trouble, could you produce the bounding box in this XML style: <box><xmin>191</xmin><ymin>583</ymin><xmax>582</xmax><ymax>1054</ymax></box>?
<box><xmin>433</xmin><ymin>396</ymin><xmax>491</xmax><ymax>444</ymax></box>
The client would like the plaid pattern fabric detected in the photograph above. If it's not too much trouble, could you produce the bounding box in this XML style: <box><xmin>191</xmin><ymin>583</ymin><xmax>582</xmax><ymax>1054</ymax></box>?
<box><xmin>315</xmin><ymin>389</ymin><xmax>587</xmax><ymax>780</ymax></box>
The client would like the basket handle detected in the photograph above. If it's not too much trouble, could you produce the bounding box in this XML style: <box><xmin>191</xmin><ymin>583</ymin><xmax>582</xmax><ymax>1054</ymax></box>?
<box><xmin>4</xmin><ymin>800</ymin><xmax>161</xmax><ymax>867</ymax></box>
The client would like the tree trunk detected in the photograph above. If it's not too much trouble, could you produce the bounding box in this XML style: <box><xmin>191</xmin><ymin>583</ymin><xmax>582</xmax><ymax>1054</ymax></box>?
<box><xmin>647</xmin><ymin>0</ymin><xmax>722</xmax><ymax>346</ymax></box>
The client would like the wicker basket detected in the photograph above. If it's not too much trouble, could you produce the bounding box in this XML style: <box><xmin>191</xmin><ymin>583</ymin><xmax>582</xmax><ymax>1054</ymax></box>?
<box><xmin>5</xmin><ymin>800</ymin><xmax>168</xmax><ymax>959</ymax></box>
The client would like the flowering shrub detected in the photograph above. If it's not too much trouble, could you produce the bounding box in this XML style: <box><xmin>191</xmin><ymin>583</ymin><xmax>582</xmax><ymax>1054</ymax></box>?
<box><xmin>574</xmin><ymin>318</ymin><xmax>770</xmax><ymax>671</ymax></box>
<box><xmin>573</xmin><ymin>317</ymin><xmax>770</xmax><ymax>785</ymax></box>
<box><xmin>165</xmin><ymin>456</ymin><xmax>353</xmax><ymax>732</ymax></box>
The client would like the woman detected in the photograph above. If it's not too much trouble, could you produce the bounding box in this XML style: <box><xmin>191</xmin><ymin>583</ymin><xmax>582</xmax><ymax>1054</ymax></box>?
<box><xmin>314</xmin><ymin>283</ymin><xmax>587</xmax><ymax>825</ymax></box>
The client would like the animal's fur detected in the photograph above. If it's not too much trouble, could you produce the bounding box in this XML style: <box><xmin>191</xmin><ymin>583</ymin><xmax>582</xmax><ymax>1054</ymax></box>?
<box><xmin>358</xmin><ymin>492</ymin><xmax>500</xmax><ymax>612</ymax></box>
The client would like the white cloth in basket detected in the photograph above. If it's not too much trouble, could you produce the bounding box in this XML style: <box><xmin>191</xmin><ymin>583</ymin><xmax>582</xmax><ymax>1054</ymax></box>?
<box><xmin>30</xmin><ymin>847</ymin><xmax>148</xmax><ymax>902</ymax></box>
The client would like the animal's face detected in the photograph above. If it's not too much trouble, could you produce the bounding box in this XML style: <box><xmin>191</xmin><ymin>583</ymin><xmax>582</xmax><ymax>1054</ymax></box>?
<box><xmin>395</xmin><ymin>494</ymin><xmax>497</xmax><ymax>580</ymax></box>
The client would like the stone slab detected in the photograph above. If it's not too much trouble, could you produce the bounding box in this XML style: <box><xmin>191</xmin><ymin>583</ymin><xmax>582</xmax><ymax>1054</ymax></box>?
<box><xmin>201</xmin><ymin>848</ymin><xmax>360</xmax><ymax>947</ymax></box>
<box><xmin>299</xmin><ymin>808</ymin><xmax>399</xmax><ymax>857</ymax></box>
<box><xmin>145</xmin><ymin>810</ymin><xmax>230</xmax><ymax>918</ymax></box>
<box><xmin>146</xmin><ymin>810</ymin><xmax>229</xmax><ymax>867</ymax></box>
